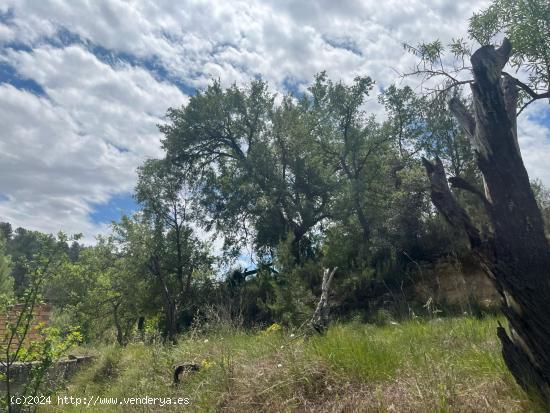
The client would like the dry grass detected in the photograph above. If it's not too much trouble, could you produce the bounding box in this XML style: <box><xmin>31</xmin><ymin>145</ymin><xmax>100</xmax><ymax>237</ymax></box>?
<box><xmin>41</xmin><ymin>317</ymin><xmax>542</xmax><ymax>412</ymax></box>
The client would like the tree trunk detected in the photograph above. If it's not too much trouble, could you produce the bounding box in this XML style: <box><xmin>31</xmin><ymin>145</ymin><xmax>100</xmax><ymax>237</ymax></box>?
<box><xmin>353</xmin><ymin>194</ymin><xmax>371</xmax><ymax>242</ymax></box>
<box><xmin>137</xmin><ymin>316</ymin><xmax>145</xmax><ymax>341</ymax></box>
<box><xmin>148</xmin><ymin>256</ymin><xmax>178</xmax><ymax>344</ymax></box>
<box><xmin>309</xmin><ymin>267</ymin><xmax>337</xmax><ymax>334</ymax></box>
<box><xmin>291</xmin><ymin>226</ymin><xmax>308</xmax><ymax>263</ymax></box>
<box><xmin>423</xmin><ymin>39</ymin><xmax>550</xmax><ymax>405</ymax></box>
<box><xmin>112</xmin><ymin>301</ymin><xmax>124</xmax><ymax>346</ymax></box>
<box><xmin>163</xmin><ymin>298</ymin><xmax>178</xmax><ymax>344</ymax></box>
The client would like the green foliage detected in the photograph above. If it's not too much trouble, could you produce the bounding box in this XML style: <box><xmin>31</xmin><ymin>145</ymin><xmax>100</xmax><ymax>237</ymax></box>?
<box><xmin>470</xmin><ymin>0</ymin><xmax>550</xmax><ymax>96</ymax></box>
<box><xmin>379</xmin><ymin>84</ymin><xmax>427</xmax><ymax>157</ymax></box>
<box><xmin>404</xmin><ymin>39</ymin><xmax>445</xmax><ymax>64</ymax></box>
<box><xmin>532</xmin><ymin>180</ymin><xmax>550</xmax><ymax>236</ymax></box>
<box><xmin>0</xmin><ymin>70</ymin><xmax>488</xmax><ymax>342</ymax></box>
<box><xmin>46</xmin><ymin>235</ymin><xmax>153</xmax><ymax>344</ymax></box>
<box><xmin>423</xmin><ymin>97</ymin><xmax>476</xmax><ymax>177</ymax></box>
<box><xmin>180</xmin><ymin>75</ymin><xmax>482</xmax><ymax>328</ymax></box>
<box><xmin>110</xmin><ymin>211</ymin><xmax>213</xmax><ymax>342</ymax></box>
<box><xmin>161</xmin><ymin>79</ymin><xmax>338</xmax><ymax>262</ymax></box>
<box><xmin>1</xmin><ymin>232</ymin><xmax>82</xmax><ymax>411</ymax></box>
<box><xmin>0</xmin><ymin>235</ymin><xmax>13</xmax><ymax>302</ymax></box>
<box><xmin>406</xmin><ymin>0</ymin><xmax>549</xmax><ymax>111</ymax></box>
<box><xmin>267</xmin><ymin>266</ymin><xmax>317</xmax><ymax>327</ymax></box>
<box><xmin>45</xmin><ymin>317</ymin><xmax>540</xmax><ymax>412</ymax></box>
<box><xmin>307</xmin><ymin>73</ymin><xmax>388</xmax><ymax>257</ymax></box>
<box><xmin>1</xmin><ymin>69</ymin><xmax>490</xmax><ymax>341</ymax></box>
<box><xmin>0</xmin><ymin>225</ymin><xmax>84</xmax><ymax>296</ymax></box>
<box><xmin>19</xmin><ymin>326</ymin><xmax>82</xmax><ymax>399</ymax></box>
<box><xmin>4</xmin><ymin>9</ymin><xmax>550</xmax><ymax>406</ymax></box>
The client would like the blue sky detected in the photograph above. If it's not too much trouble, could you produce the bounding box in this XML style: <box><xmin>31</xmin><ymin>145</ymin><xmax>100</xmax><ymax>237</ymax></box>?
<box><xmin>0</xmin><ymin>0</ymin><xmax>549</xmax><ymax>246</ymax></box>
<box><xmin>89</xmin><ymin>193</ymin><xmax>137</xmax><ymax>225</ymax></box>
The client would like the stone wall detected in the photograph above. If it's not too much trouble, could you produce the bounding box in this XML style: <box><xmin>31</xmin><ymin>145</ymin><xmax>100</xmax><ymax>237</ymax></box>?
<box><xmin>0</xmin><ymin>355</ymin><xmax>94</xmax><ymax>393</ymax></box>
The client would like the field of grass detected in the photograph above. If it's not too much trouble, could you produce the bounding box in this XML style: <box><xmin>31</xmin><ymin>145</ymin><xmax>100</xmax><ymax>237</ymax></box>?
<box><xmin>41</xmin><ymin>317</ymin><xmax>541</xmax><ymax>412</ymax></box>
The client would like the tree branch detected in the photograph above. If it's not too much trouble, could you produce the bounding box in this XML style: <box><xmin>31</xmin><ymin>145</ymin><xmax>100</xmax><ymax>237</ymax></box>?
<box><xmin>422</xmin><ymin>157</ymin><xmax>481</xmax><ymax>248</ymax></box>
<box><xmin>501</xmin><ymin>72</ymin><xmax>550</xmax><ymax>117</ymax></box>
<box><xmin>448</xmin><ymin>176</ymin><xmax>492</xmax><ymax>212</ymax></box>
<box><xmin>504</xmin><ymin>73</ymin><xmax>550</xmax><ymax>100</ymax></box>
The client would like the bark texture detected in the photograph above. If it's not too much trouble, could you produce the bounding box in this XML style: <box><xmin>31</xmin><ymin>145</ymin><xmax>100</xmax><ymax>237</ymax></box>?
<box><xmin>309</xmin><ymin>267</ymin><xmax>337</xmax><ymax>334</ymax></box>
<box><xmin>423</xmin><ymin>39</ymin><xmax>550</xmax><ymax>405</ymax></box>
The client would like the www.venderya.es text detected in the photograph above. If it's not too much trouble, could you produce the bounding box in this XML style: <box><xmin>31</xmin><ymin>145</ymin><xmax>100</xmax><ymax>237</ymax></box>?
<box><xmin>11</xmin><ymin>395</ymin><xmax>191</xmax><ymax>407</ymax></box>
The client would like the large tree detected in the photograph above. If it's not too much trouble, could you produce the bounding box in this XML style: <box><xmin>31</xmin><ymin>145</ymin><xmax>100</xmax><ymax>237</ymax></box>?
<box><xmin>161</xmin><ymin>80</ymin><xmax>337</xmax><ymax>262</ymax></box>
<box><xmin>415</xmin><ymin>25</ymin><xmax>550</xmax><ymax>408</ymax></box>
<box><xmin>131</xmin><ymin>159</ymin><xmax>213</xmax><ymax>341</ymax></box>
<box><xmin>307</xmin><ymin>73</ymin><xmax>385</xmax><ymax>246</ymax></box>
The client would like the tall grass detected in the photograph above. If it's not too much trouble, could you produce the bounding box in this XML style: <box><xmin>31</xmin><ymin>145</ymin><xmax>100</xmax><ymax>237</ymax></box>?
<box><xmin>41</xmin><ymin>317</ymin><xmax>541</xmax><ymax>412</ymax></box>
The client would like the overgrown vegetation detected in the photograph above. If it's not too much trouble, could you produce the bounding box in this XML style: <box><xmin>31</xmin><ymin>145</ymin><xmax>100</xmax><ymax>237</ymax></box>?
<box><xmin>44</xmin><ymin>317</ymin><xmax>542</xmax><ymax>412</ymax></box>
<box><xmin>1</xmin><ymin>232</ymin><xmax>83</xmax><ymax>412</ymax></box>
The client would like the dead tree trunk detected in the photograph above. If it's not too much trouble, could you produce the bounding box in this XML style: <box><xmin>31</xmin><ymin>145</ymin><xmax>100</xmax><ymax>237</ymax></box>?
<box><xmin>423</xmin><ymin>39</ymin><xmax>550</xmax><ymax>404</ymax></box>
<box><xmin>309</xmin><ymin>267</ymin><xmax>337</xmax><ymax>334</ymax></box>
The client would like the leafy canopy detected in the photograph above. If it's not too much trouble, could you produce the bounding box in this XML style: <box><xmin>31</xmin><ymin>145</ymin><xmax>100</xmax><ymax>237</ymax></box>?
<box><xmin>470</xmin><ymin>0</ymin><xmax>550</xmax><ymax>95</ymax></box>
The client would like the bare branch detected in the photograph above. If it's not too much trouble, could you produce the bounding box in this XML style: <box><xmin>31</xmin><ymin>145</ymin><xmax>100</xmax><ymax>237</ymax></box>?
<box><xmin>309</xmin><ymin>267</ymin><xmax>338</xmax><ymax>334</ymax></box>
<box><xmin>422</xmin><ymin>157</ymin><xmax>481</xmax><ymax>248</ymax></box>
<box><xmin>448</xmin><ymin>176</ymin><xmax>492</xmax><ymax>212</ymax></box>
<box><xmin>503</xmin><ymin>72</ymin><xmax>550</xmax><ymax>100</ymax></box>
<box><xmin>499</xmin><ymin>72</ymin><xmax>550</xmax><ymax>117</ymax></box>
<box><xmin>436</xmin><ymin>80</ymin><xmax>473</xmax><ymax>94</ymax></box>
<box><xmin>517</xmin><ymin>97</ymin><xmax>538</xmax><ymax>116</ymax></box>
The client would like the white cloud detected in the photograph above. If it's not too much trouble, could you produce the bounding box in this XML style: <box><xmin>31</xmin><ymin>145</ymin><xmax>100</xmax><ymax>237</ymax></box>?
<box><xmin>2</xmin><ymin>0</ymin><xmax>485</xmax><ymax>89</ymax></box>
<box><xmin>518</xmin><ymin>102</ymin><xmax>550</xmax><ymax>188</ymax></box>
<box><xmin>0</xmin><ymin>45</ymin><xmax>187</xmax><ymax>241</ymax></box>
<box><xmin>5</xmin><ymin>45</ymin><xmax>186</xmax><ymax>156</ymax></box>
<box><xmin>0</xmin><ymin>84</ymin><xmax>116</xmax><ymax>241</ymax></box>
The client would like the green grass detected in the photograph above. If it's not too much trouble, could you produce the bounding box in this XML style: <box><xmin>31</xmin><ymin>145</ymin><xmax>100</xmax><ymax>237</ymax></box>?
<box><xmin>39</xmin><ymin>317</ymin><xmax>541</xmax><ymax>412</ymax></box>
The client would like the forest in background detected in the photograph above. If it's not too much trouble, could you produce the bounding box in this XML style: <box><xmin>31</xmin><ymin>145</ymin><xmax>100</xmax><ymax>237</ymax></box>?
<box><xmin>1</xmin><ymin>69</ymin><xmax>549</xmax><ymax>345</ymax></box>
<box><xmin>3</xmin><ymin>75</ymin><xmax>544</xmax><ymax>342</ymax></box>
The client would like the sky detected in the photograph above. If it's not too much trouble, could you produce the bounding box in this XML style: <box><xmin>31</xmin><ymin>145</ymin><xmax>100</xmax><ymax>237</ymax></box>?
<box><xmin>0</xmin><ymin>0</ymin><xmax>549</xmax><ymax>245</ymax></box>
